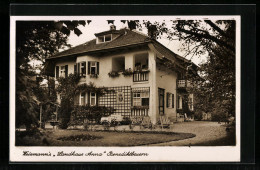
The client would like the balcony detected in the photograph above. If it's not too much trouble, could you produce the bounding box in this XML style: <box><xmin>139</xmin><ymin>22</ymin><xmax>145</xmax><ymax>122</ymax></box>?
<box><xmin>177</xmin><ymin>80</ymin><xmax>192</xmax><ymax>88</ymax></box>
<box><xmin>133</xmin><ymin>70</ymin><xmax>149</xmax><ymax>82</ymax></box>
<box><xmin>131</xmin><ymin>106</ymin><xmax>149</xmax><ymax>116</ymax></box>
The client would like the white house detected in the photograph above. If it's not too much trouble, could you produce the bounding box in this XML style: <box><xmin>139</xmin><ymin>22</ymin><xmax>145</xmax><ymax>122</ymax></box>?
<box><xmin>44</xmin><ymin>25</ymin><xmax>197</xmax><ymax>124</ymax></box>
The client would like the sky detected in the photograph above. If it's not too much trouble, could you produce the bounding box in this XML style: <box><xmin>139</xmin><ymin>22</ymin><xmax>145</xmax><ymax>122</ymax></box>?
<box><xmin>67</xmin><ymin>20</ymin><xmax>207</xmax><ymax>65</ymax></box>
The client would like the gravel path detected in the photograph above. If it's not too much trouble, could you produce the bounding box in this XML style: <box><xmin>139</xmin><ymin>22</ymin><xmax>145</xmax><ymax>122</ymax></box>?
<box><xmin>149</xmin><ymin>121</ymin><xmax>228</xmax><ymax>146</ymax></box>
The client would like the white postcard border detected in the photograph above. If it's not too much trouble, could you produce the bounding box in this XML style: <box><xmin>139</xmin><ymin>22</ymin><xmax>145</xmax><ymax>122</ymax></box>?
<box><xmin>10</xmin><ymin>15</ymin><xmax>241</xmax><ymax>162</ymax></box>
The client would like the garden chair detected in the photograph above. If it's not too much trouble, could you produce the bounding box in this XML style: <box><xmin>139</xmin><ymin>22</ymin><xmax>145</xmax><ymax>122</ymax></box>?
<box><xmin>141</xmin><ymin>116</ymin><xmax>152</xmax><ymax>129</ymax></box>
<box><xmin>159</xmin><ymin>116</ymin><xmax>171</xmax><ymax>129</ymax></box>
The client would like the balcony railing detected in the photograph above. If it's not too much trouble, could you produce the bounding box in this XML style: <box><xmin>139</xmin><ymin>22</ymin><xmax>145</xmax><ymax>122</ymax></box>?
<box><xmin>131</xmin><ymin>106</ymin><xmax>149</xmax><ymax>116</ymax></box>
<box><xmin>133</xmin><ymin>71</ymin><xmax>149</xmax><ymax>82</ymax></box>
<box><xmin>177</xmin><ymin>80</ymin><xmax>192</xmax><ymax>88</ymax></box>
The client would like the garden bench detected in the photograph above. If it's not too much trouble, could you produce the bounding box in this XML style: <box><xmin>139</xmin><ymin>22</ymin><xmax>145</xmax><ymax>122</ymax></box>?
<box><xmin>159</xmin><ymin>116</ymin><xmax>171</xmax><ymax>129</ymax></box>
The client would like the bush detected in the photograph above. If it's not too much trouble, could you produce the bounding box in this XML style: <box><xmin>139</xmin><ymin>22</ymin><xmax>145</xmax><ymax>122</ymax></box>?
<box><xmin>58</xmin><ymin>98</ymin><xmax>73</xmax><ymax>129</ymax></box>
<box><xmin>120</xmin><ymin>117</ymin><xmax>132</xmax><ymax>125</ymax></box>
<box><xmin>211</xmin><ymin>111</ymin><xmax>227</xmax><ymax>122</ymax></box>
<box><xmin>194</xmin><ymin>112</ymin><xmax>203</xmax><ymax>120</ymax></box>
<box><xmin>69</xmin><ymin>105</ymin><xmax>114</xmax><ymax>126</ymax></box>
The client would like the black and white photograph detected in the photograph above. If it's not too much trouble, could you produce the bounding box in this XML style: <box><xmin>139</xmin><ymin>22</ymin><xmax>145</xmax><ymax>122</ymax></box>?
<box><xmin>10</xmin><ymin>15</ymin><xmax>240</xmax><ymax>162</ymax></box>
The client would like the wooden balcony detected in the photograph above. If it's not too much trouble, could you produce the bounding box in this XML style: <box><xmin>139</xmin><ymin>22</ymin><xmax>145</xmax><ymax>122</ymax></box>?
<box><xmin>131</xmin><ymin>106</ymin><xmax>149</xmax><ymax>116</ymax></box>
<box><xmin>177</xmin><ymin>80</ymin><xmax>192</xmax><ymax>88</ymax></box>
<box><xmin>133</xmin><ymin>71</ymin><xmax>149</xmax><ymax>82</ymax></box>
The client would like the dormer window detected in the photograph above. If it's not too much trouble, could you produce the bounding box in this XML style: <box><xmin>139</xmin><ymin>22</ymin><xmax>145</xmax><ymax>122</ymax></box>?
<box><xmin>97</xmin><ymin>34</ymin><xmax>112</xmax><ymax>44</ymax></box>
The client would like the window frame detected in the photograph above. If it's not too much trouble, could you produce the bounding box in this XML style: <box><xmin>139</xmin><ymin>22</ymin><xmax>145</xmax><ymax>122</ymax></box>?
<box><xmin>132</xmin><ymin>91</ymin><xmax>149</xmax><ymax>107</ymax></box>
<box><xmin>166</xmin><ymin>93</ymin><xmax>174</xmax><ymax>108</ymax></box>
<box><xmin>88</xmin><ymin>61</ymin><xmax>99</xmax><ymax>75</ymax></box>
<box><xmin>60</xmin><ymin>66</ymin><xmax>66</xmax><ymax>78</ymax></box>
<box><xmin>80</xmin><ymin>92</ymin><xmax>86</xmax><ymax>106</ymax></box>
<box><xmin>90</xmin><ymin>92</ymin><xmax>96</xmax><ymax>106</ymax></box>
<box><xmin>80</xmin><ymin>62</ymin><xmax>86</xmax><ymax>76</ymax></box>
<box><xmin>97</xmin><ymin>34</ymin><xmax>112</xmax><ymax>44</ymax></box>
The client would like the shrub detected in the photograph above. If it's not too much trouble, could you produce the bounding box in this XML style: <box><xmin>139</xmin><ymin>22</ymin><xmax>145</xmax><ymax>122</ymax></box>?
<box><xmin>194</xmin><ymin>112</ymin><xmax>203</xmax><ymax>120</ymax></box>
<box><xmin>120</xmin><ymin>117</ymin><xmax>132</xmax><ymax>125</ymax></box>
<box><xmin>211</xmin><ymin>111</ymin><xmax>227</xmax><ymax>122</ymax></box>
<box><xmin>58</xmin><ymin>98</ymin><xmax>73</xmax><ymax>129</ymax></box>
<box><xmin>69</xmin><ymin>105</ymin><xmax>115</xmax><ymax>126</ymax></box>
<box><xmin>122</xmin><ymin>68</ymin><xmax>133</xmax><ymax>77</ymax></box>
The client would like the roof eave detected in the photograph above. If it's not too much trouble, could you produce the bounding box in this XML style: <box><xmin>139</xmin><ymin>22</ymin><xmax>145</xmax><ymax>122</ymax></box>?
<box><xmin>46</xmin><ymin>40</ymin><xmax>152</xmax><ymax>60</ymax></box>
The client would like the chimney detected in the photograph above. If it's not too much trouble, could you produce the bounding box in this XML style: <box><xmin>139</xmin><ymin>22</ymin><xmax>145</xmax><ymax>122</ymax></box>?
<box><xmin>110</xmin><ymin>24</ymin><xmax>116</xmax><ymax>30</ymax></box>
<box><xmin>148</xmin><ymin>25</ymin><xmax>157</xmax><ymax>39</ymax></box>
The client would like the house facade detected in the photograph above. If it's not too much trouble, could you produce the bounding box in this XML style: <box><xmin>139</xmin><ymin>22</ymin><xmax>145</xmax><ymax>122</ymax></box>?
<box><xmin>45</xmin><ymin>25</ymin><xmax>197</xmax><ymax>124</ymax></box>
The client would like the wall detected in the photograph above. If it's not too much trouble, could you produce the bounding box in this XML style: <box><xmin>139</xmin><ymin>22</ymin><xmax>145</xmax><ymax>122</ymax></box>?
<box><xmin>76</xmin><ymin>49</ymin><xmax>154</xmax><ymax>88</ymax></box>
<box><xmin>156</xmin><ymin>65</ymin><xmax>178</xmax><ymax>122</ymax></box>
<box><xmin>54</xmin><ymin>49</ymin><xmax>158</xmax><ymax>121</ymax></box>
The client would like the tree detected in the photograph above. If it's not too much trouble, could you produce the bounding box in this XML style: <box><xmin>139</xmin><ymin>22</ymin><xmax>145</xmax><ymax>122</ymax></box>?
<box><xmin>56</xmin><ymin>74</ymin><xmax>111</xmax><ymax>129</ymax></box>
<box><xmin>134</xmin><ymin>20</ymin><xmax>235</xmax><ymax>118</ymax></box>
<box><xmin>16</xmin><ymin>21</ymin><xmax>86</xmax><ymax>130</ymax></box>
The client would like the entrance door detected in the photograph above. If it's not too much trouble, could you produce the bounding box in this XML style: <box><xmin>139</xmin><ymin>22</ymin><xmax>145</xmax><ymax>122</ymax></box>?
<box><xmin>158</xmin><ymin>88</ymin><xmax>165</xmax><ymax>115</ymax></box>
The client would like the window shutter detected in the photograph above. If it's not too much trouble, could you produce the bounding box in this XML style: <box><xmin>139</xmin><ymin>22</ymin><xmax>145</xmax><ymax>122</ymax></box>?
<box><xmin>97</xmin><ymin>62</ymin><xmax>99</xmax><ymax>75</ymax></box>
<box><xmin>77</xmin><ymin>63</ymin><xmax>80</xmax><ymax>75</ymax></box>
<box><xmin>65</xmin><ymin>65</ymin><xmax>68</xmax><ymax>78</ymax></box>
<box><xmin>74</xmin><ymin>64</ymin><xmax>77</xmax><ymax>74</ymax></box>
<box><xmin>166</xmin><ymin>93</ymin><xmax>169</xmax><ymax>108</ymax></box>
<box><xmin>87</xmin><ymin>92</ymin><xmax>90</xmax><ymax>105</ymax></box>
<box><xmin>82</xmin><ymin>62</ymin><xmax>86</xmax><ymax>75</ymax></box>
<box><xmin>56</xmin><ymin>66</ymin><xmax>59</xmax><ymax>78</ymax></box>
<box><xmin>172</xmin><ymin>94</ymin><xmax>174</xmax><ymax>108</ymax></box>
<box><xmin>88</xmin><ymin>62</ymin><xmax>91</xmax><ymax>75</ymax></box>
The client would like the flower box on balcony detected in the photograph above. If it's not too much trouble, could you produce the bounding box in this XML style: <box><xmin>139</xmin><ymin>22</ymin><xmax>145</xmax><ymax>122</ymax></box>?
<box><xmin>122</xmin><ymin>68</ymin><xmax>133</xmax><ymax>77</ymax></box>
<box><xmin>108</xmin><ymin>71</ymin><xmax>120</xmax><ymax>78</ymax></box>
<box><xmin>134</xmin><ymin>69</ymin><xmax>150</xmax><ymax>73</ymax></box>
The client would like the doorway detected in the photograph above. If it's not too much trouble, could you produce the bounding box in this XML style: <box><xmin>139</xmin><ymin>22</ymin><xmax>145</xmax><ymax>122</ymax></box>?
<box><xmin>158</xmin><ymin>88</ymin><xmax>165</xmax><ymax>115</ymax></box>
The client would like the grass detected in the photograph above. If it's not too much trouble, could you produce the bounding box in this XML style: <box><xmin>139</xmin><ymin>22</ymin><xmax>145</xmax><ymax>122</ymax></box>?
<box><xmin>16</xmin><ymin>129</ymin><xmax>196</xmax><ymax>146</ymax></box>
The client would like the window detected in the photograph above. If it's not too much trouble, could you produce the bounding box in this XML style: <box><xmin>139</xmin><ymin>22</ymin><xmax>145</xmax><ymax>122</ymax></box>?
<box><xmin>88</xmin><ymin>61</ymin><xmax>99</xmax><ymax>75</ymax></box>
<box><xmin>167</xmin><ymin>93</ymin><xmax>174</xmax><ymax>108</ymax></box>
<box><xmin>97</xmin><ymin>34</ymin><xmax>112</xmax><ymax>43</ymax></box>
<box><xmin>60</xmin><ymin>66</ymin><xmax>65</xmax><ymax>77</ymax></box>
<box><xmin>56</xmin><ymin>65</ymin><xmax>68</xmax><ymax>78</ymax></box>
<box><xmin>76</xmin><ymin>62</ymin><xmax>86</xmax><ymax>77</ymax></box>
<box><xmin>80</xmin><ymin>62</ymin><xmax>86</xmax><ymax>76</ymax></box>
<box><xmin>134</xmin><ymin>53</ymin><xmax>149</xmax><ymax>71</ymax></box>
<box><xmin>80</xmin><ymin>92</ymin><xmax>86</xmax><ymax>106</ymax></box>
<box><xmin>90</xmin><ymin>92</ymin><xmax>96</xmax><ymax>106</ymax></box>
<box><xmin>132</xmin><ymin>91</ymin><xmax>149</xmax><ymax>106</ymax></box>
<box><xmin>112</xmin><ymin>57</ymin><xmax>125</xmax><ymax>72</ymax></box>
<box><xmin>177</xmin><ymin>95</ymin><xmax>182</xmax><ymax>109</ymax></box>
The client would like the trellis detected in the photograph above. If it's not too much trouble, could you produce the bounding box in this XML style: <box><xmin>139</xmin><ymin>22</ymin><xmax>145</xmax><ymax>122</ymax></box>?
<box><xmin>98</xmin><ymin>86</ymin><xmax>131</xmax><ymax>117</ymax></box>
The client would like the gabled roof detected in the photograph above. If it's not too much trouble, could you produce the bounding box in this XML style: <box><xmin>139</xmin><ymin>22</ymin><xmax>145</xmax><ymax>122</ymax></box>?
<box><xmin>45</xmin><ymin>28</ymin><xmax>197</xmax><ymax>76</ymax></box>
<box><xmin>48</xmin><ymin>29</ymin><xmax>151</xmax><ymax>59</ymax></box>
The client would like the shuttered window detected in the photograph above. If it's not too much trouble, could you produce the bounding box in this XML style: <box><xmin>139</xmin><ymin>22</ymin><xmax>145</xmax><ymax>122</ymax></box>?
<box><xmin>88</xmin><ymin>61</ymin><xmax>99</xmax><ymax>75</ymax></box>
<box><xmin>56</xmin><ymin>65</ymin><xmax>68</xmax><ymax>78</ymax></box>
<box><xmin>80</xmin><ymin>92</ymin><xmax>86</xmax><ymax>106</ymax></box>
<box><xmin>75</xmin><ymin>62</ymin><xmax>86</xmax><ymax>77</ymax></box>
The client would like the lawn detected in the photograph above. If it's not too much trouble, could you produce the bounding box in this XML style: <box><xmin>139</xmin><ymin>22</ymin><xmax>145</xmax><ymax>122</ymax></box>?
<box><xmin>16</xmin><ymin>129</ymin><xmax>196</xmax><ymax>146</ymax></box>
